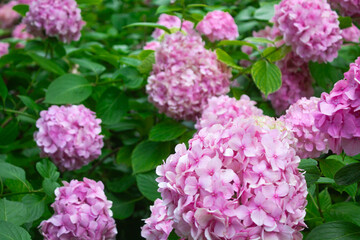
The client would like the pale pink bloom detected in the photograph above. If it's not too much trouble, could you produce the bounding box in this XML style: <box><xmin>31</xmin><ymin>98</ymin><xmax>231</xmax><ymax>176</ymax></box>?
<box><xmin>146</xmin><ymin>32</ymin><xmax>231</xmax><ymax>120</ymax></box>
<box><xmin>152</xmin><ymin>14</ymin><xmax>194</xmax><ymax>39</ymax></box>
<box><xmin>23</xmin><ymin>0</ymin><xmax>85</xmax><ymax>43</ymax></box>
<box><xmin>329</xmin><ymin>0</ymin><xmax>360</xmax><ymax>23</ymax></box>
<box><xmin>34</xmin><ymin>105</ymin><xmax>104</xmax><ymax>171</ymax></box>
<box><xmin>0</xmin><ymin>1</ymin><xmax>20</xmax><ymax>29</ymax></box>
<box><xmin>341</xmin><ymin>24</ymin><xmax>360</xmax><ymax>42</ymax></box>
<box><xmin>39</xmin><ymin>178</ymin><xmax>117</xmax><ymax>240</ymax></box>
<box><xmin>144</xmin><ymin>41</ymin><xmax>160</xmax><ymax>51</ymax></box>
<box><xmin>273</xmin><ymin>0</ymin><xmax>342</xmax><ymax>62</ymax></box>
<box><xmin>12</xmin><ymin>23</ymin><xmax>34</xmax><ymax>48</ymax></box>
<box><xmin>0</xmin><ymin>42</ymin><xmax>9</xmax><ymax>57</ymax></box>
<box><xmin>196</xmin><ymin>10</ymin><xmax>239</xmax><ymax>42</ymax></box>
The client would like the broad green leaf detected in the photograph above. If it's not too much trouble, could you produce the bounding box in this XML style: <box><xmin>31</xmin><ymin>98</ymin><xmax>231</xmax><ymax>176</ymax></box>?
<box><xmin>334</xmin><ymin>162</ymin><xmax>360</xmax><ymax>186</ymax></box>
<box><xmin>21</xmin><ymin>195</ymin><xmax>45</xmax><ymax>223</ymax></box>
<box><xmin>4</xmin><ymin>179</ymin><xmax>32</xmax><ymax>201</ymax></box>
<box><xmin>319</xmin><ymin>188</ymin><xmax>332</xmax><ymax>211</ymax></box>
<box><xmin>42</xmin><ymin>178</ymin><xmax>60</xmax><ymax>200</ymax></box>
<box><xmin>45</xmin><ymin>74</ymin><xmax>92</xmax><ymax>104</ymax></box>
<box><xmin>17</xmin><ymin>95</ymin><xmax>41</xmax><ymax>114</ymax></box>
<box><xmin>0</xmin><ymin>162</ymin><xmax>26</xmax><ymax>183</ymax></box>
<box><xmin>0</xmin><ymin>75</ymin><xmax>8</xmax><ymax>101</ymax></box>
<box><xmin>0</xmin><ymin>122</ymin><xmax>19</xmax><ymax>146</ymax></box>
<box><xmin>107</xmin><ymin>193</ymin><xmax>135</xmax><ymax>220</ymax></box>
<box><xmin>96</xmin><ymin>87</ymin><xmax>129</xmax><ymax>125</ymax></box>
<box><xmin>0</xmin><ymin>199</ymin><xmax>28</xmax><ymax>226</ymax></box>
<box><xmin>339</xmin><ymin>16</ymin><xmax>353</xmax><ymax>29</ymax></box>
<box><xmin>168</xmin><ymin>230</ymin><xmax>180</xmax><ymax>240</ymax></box>
<box><xmin>149</xmin><ymin>121</ymin><xmax>187</xmax><ymax>142</ymax></box>
<box><xmin>114</xmin><ymin>67</ymin><xmax>144</xmax><ymax>89</ymax></box>
<box><xmin>36</xmin><ymin>159</ymin><xmax>60</xmax><ymax>181</ymax></box>
<box><xmin>136</xmin><ymin>171</ymin><xmax>161</xmax><ymax>201</ymax></box>
<box><xmin>0</xmin><ymin>221</ymin><xmax>31</xmax><ymax>240</ymax></box>
<box><xmin>137</xmin><ymin>52</ymin><xmax>155</xmax><ymax>75</ymax></box>
<box><xmin>298</xmin><ymin>159</ymin><xmax>320</xmax><ymax>187</ymax></box>
<box><xmin>309</xmin><ymin>62</ymin><xmax>342</xmax><ymax>91</ymax></box>
<box><xmin>326</xmin><ymin>202</ymin><xmax>360</xmax><ymax>227</ymax></box>
<box><xmin>245</xmin><ymin>37</ymin><xmax>274</xmax><ymax>45</ymax></box>
<box><xmin>12</xmin><ymin>4</ymin><xmax>29</xmax><ymax>17</ymax></box>
<box><xmin>106</xmin><ymin>175</ymin><xmax>136</xmax><ymax>193</ymax></box>
<box><xmin>156</xmin><ymin>5</ymin><xmax>182</xmax><ymax>15</ymax></box>
<box><xmin>217</xmin><ymin>40</ymin><xmax>257</xmax><ymax>50</ymax></box>
<box><xmin>187</xmin><ymin>4</ymin><xmax>208</xmax><ymax>8</ymax></box>
<box><xmin>251</xmin><ymin>60</ymin><xmax>282</xmax><ymax>95</ymax></box>
<box><xmin>216</xmin><ymin>48</ymin><xmax>243</xmax><ymax>70</ymax></box>
<box><xmin>116</xmin><ymin>145</ymin><xmax>134</xmax><ymax>166</ymax></box>
<box><xmin>253</xmin><ymin>2</ymin><xmax>275</xmax><ymax>21</ymax></box>
<box><xmin>319</xmin><ymin>158</ymin><xmax>345</xmax><ymax>178</ymax></box>
<box><xmin>71</xmin><ymin>58</ymin><xmax>106</xmax><ymax>75</ymax></box>
<box><xmin>306</xmin><ymin>221</ymin><xmax>360</xmax><ymax>240</ymax></box>
<box><xmin>76</xmin><ymin>0</ymin><xmax>102</xmax><ymax>4</ymax></box>
<box><xmin>263</xmin><ymin>46</ymin><xmax>291</xmax><ymax>62</ymax></box>
<box><xmin>28</xmin><ymin>53</ymin><xmax>65</xmax><ymax>75</ymax></box>
<box><xmin>119</xmin><ymin>57</ymin><xmax>142</xmax><ymax>67</ymax></box>
<box><xmin>123</xmin><ymin>23</ymin><xmax>171</xmax><ymax>34</ymax></box>
<box><xmin>132</xmin><ymin>141</ymin><xmax>170</xmax><ymax>174</ymax></box>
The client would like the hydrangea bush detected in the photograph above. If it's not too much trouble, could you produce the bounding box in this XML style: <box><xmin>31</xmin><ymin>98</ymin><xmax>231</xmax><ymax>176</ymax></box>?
<box><xmin>1</xmin><ymin>0</ymin><xmax>360</xmax><ymax>239</ymax></box>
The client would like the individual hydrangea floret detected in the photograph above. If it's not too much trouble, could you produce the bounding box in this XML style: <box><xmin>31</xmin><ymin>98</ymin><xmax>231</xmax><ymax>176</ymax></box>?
<box><xmin>329</xmin><ymin>0</ymin><xmax>360</xmax><ymax>23</ymax></box>
<box><xmin>34</xmin><ymin>105</ymin><xmax>104</xmax><ymax>171</ymax></box>
<box><xmin>341</xmin><ymin>24</ymin><xmax>360</xmax><ymax>42</ymax></box>
<box><xmin>281</xmin><ymin>97</ymin><xmax>329</xmax><ymax>159</ymax></box>
<box><xmin>23</xmin><ymin>0</ymin><xmax>85</xmax><ymax>43</ymax></box>
<box><xmin>146</xmin><ymin>32</ymin><xmax>231</xmax><ymax>120</ymax></box>
<box><xmin>12</xmin><ymin>23</ymin><xmax>34</xmax><ymax>48</ymax></box>
<box><xmin>315</xmin><ymin>57</ymin><xmax>360</xmax><ymax>156</ymax></box>
<box><xmin>273</xmin><ymin>0</ymin><xmax>342</xmax><ymax>62</ymax></box>
<box><xmin>39</xmin><ymin>178</ymin><xmax>117</xmax><ymax>240</ymax></box>
<box><xmin>141</xmin><ymin>199</ymin><xmax>173</xmax><ymax>240</ymax></box>
<box><xmin>146</xmin><ymin>116</ymin><xmax>307</xmax><ymax>239</ymax></box>
<box><xmin>195</xmin><ymin>95</ymin><xmax>263</xmax><ymax>130</ymax></box>
<box><xmin>196</xmin><ymin>10</ymin><xmax>239</xmax><ymax>42</ymax></box>
<box><xmin>152</xmin><ymin>14</ymin><xmax>194</xmax><ymax>39</ymax></box>
<box><xmin>0</xmin><ymin>1</ymin><xmax>20</xmax><ymax>29</ymax></box>
<box><xmin>0</xmin><ymin>42</ymin><xmax>9</xmax><ymax>57</ymax></box>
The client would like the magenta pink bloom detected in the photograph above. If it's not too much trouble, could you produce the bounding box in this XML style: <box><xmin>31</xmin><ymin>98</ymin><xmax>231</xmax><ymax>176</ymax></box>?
<box><xmin>315</xmin><ymin>57</ymin><xmax>360</xmax><ymax>156</ymax></box>
<box><xmin>196</xmin><ymin>10</ymin><xmax>239</xmax><ymax>42</ymax></box>
<box><xmin>12</xmin><ymin>23</ymin><xmax>34</xmax><ymax>48</ymax></box>
<box><xmin>141</xmin><ymin>199</ymin><xmax>173</xmax><ymax>240</ymax></box>
<box><xmin>281</xmin><ymin>97</ymin><xmax>329</xmax><ymax>159</ymax></box>
<box><xmin>23</xmin><ymin>0</ymin><xmax>85</xmax><ymax>43</ymax></box>
<box><xmin>152</xmin><ymin>14</ymin><xmax>194</xmax><ymax>39</ymax></box>
<box><xmin>0</xmin><ymin>1</ymin><xmax>20</xmax><ymax>29</ymax></box>
<box><xmin>195</xmin><ymin>95</ymin><xmax>263</xmax><ymax>130</ymax></box>
<box><xmin>146</xmin><ymin>32</ymin><xmax>231</xmax><ymax>120</ymax></box>
<box><xmin>0</xmin><ymin>42</ymin><xmax>9</xmax><ymax>57</ymax></box>
<box><xmin>329</xmin><ymin>0</ymin><xmax>360</xmax><ymax>23</ymax></box>
<box><xmin>273</xmin><ymin>0</ymin><xmax>342</xmax><ymax>63</ymax></box>
<box><xmin>34</xmin><ymin>105</ymin><xmax>104</xmax><ymax>171</ymax></box>
<box><xmin>341</xmin><ymin>24</ymin><xmax>360</xmax><ymax>42</ymax></box>
<box><xmin>144</xmin><ymin>41</ymin><xmax>160</xmax><ymax>51</ymax></box>
<box><xmin>39</xmin><ymin>178</ymin><xmax>117</xmax><ymax>240</ymax></box>
<box><xmin>148</xmin><ymin>116</ymin><xmax>307</xmax><ymax>240</ymax></box>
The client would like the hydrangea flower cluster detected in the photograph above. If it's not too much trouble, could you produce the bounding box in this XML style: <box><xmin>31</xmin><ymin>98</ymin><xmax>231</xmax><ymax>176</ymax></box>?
<box><xmin>141</xmin><ymin>199</ymin><xmax>173</xmax><ymax>240</ymax></box>
<box><xmin>196</xmin><ymin>10</ymin><xmax>239</xmax><ymax>42</ymax></box>
<box><xmin>144</xmin><ymin>41</ymin><xmax>160</xmax><ymax>51</ymax></box>
<box><xmin>281</xmin><ymin>97</ymin><xmax>329</xmax><ymax>159</ymax></box>
<box><xmin>149</xmin><ymin>116</ymin><xmax>307</xmax><ymax>239</ymax></box>
<box><xmin>146</xmin><ymin>32</ymin><xmax>231</xmax><ymax>120</ymax></box>
<box><xmin>0</xmin><ymin>1</ymin><xmax>20</xmax><ymax>29</ymax></box>
<box><xmin>341</xmin><ymin>24</ymin><xmax>360</xmax><ymax>43</ymax></box>
<box><xmin>329</xmin><ymin>0</ymin><xmax>360</xmax><ymax>23</ymax></box>
<box><xmin>195</xmin><ymin>95</ymin><xmax>263</xmax><ymax>130</ymax></box>
<box><xmin>23</xmin><ymin>0</ymin><xmax>85</xmax><ymax>43</ymax></box>
<box><xmin>268</xmin><ymin>52</ymin><xmax>314</xmax><ymax>114</ymax></box>
<box><xmin>273</xmin><ymin>0</ymin><xmax>342</xmax><ymax>62</ymax></box>
<box><xmin>0</xmin><ymin>42</ymin><xmax>9</xmax><ymax>57</ymax></box>
<box><xmin>315</xmin><ymin>57</ymin><xmax>360</xmax><ymax>156</ymax></box>
<box><xmin>39</xmin><ymin>178</ymin><xmax>117</xmax><ymax>240</ymax></box>
<box><xmin>152</xmin><ymin>14</ymin><xmax>194</xmax><ymax>39</ymax></box>
<box><xmin>34</xmin><ymin>105</ymin><xmax>104</xmax><ymax>171</ymax></box>
<box><xmin>12</xmin><ymin>23</ymin><xmax>34</xmax><ymax>48</ymax></box>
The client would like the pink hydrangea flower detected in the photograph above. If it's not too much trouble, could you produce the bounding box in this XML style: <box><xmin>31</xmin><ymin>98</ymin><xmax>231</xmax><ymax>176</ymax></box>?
<box><xmin>0</xmin><ymin>42</ymin><xmax>9</xmax><ymax>57</ymax></box>
<box><xmin>141</xmin><ymin>199</ymin><xmax>173</xmax><ymax>240</ymax></box>
<box><xmin>315</xmin><ymin>57</ymin><xmax>360</xmax><ymax>156</ymax></box>
<box><xmin>144</xmin><ymin>41</ymin><xmax>160</xmax><ymax>51</ymax></box>
<box><xmin>273</xmin><ymin>0</ymin><xmax>342</xmax><ymax>63</ymax></box>
<box><xmin>152</xmin><ymin>14</ymin><xmax>194</xmax><ymax>39</ymax></box>
<box><xmin>195</xmin><ymin>95</ymin><xmax>263</xmax><ymax>130</ymax></box>
<box><xmin>341</xmin><ymin>24</ymin><xmax>360</xmax><ymax>42</ymax></box>
<box><xmin>23</xmin><ymin>0</ymin><xmax>85</xmax><ymax>43</ymax></box>
<box><xmin>281</xmin><ymin>97</ymin><xmax>329</xmax><ymax>159</ymax></box>
<box><xmin>196</xmin><ymin>10</ymin><xmax>239</xmax><ymax>42</ymax></box>
<box><xmin>268</xmin><ymin>52</ymin><xmax>314</xmax><ymax>114</ymax></box>
<box><xmin>39</xmin><ymin>178</ymin><xmax>117</xmax><ymax>240</ymax></box>
<box><xmin>149</xmin><ymin>116</ymin><xmax>307</xmax><ymax>240</ymax></box>
<box><xmin>34</xmin><ymin>105</ymin><xmax>104</xmax><ymax>171</ymax></box>
<box><xmin>146</xmin><ymin>32</ymin><xmax>231</xmax><ymax>120</ymax></box>
<box><xmin>0</xmin><ymin>1</ymin><xmax>20</xmax><ymax>29</ymax></box>
<box><xmin>329</xmin><ymin>0</ymin><xmax>360</xmax><ymax>23</ymax></box>
<box><xmin>12</xmin><ymin>23</ymin><xmax>34</xmax><ymax>48</ymax></box>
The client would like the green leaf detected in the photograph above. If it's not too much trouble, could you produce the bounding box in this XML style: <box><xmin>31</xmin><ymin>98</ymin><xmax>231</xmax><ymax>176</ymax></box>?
<box><xmin>299</xmin><ymin>158</ymin><xmax>320</xmax><ymax>187</ymax></box>
<box><xmin>116</xmin><ymin>145</ymin><xmax>134</xmax><ymax>166</ymax></box>
<box><xmin>36</xmin><ymin>159</ymin><xmax>60</xmax><ymax>181</ymax></box>
<box><xmin>132</xmin><ymin>141</ymin><xmax>170</xmax><ymax>174</ymax></box>
<box><xmin>107</xmin><ymin>193</ymin><xmax>135</xmax><ymax>220</ymax></box>
<box><xmin>0</xmin><ymin>221</ymin><xmax>31</xmax><ymax>240</ymax></box>
<box><xmin>319</xmin><ymin>158</ymin><xmax>345</xmax><ymax>179</ymax></box>
<box><xmin>21</xmin><ymin>195</ymin><xmax>45</xmax><ymax>223</ymax></box>
<box><xmin>119</xmin><ymin>57</ymin><xmax>142</xmax><ymax>67</ymax></box>
<box><xmin>106</xmin><ymin>175</ymin><xmax>136</xmax><ymax>193</ymax></box>
<box><xmin>137</xmin><ymin>52</ymin><xmax>155</xmax><ymax>75</ymax></box>
<box><xmin>42</xmin><ymin>178</ymin><xmax>60</xmax><ymax>200</ymax></box>
<box><xmin>339</xmin><ymin>16</ymin><xmax>353</xmax><ymax>29</ymax></box>
<box><xmin>309</xmin><ymin>62</ymin><xmax>342</xmax><ymax>92</ymax></box>
<box><xmin>245</xmin><ymin>37</ymin><xmax>274</xmax><ymax>45</ymax></box>
<box><xmin>187</xmin><ymin>4</ymin><xmax>208</xmax><ymax>8</ymax></box>
<box><xmin>326</xmin><ymin>202</ymin><xmax>360</xmax><ymax>227</ymax></box>
<box><xmin>114</xmin><ymin>67</ymin><xmax>144</xmax><ymax>89</ymax></box>
<box><xmin>76</xmin><ymin>0</ymin><xmax>102</xmax><ymax>4</ymax></box>
<box><xmin>0</xmin><ymin>162</ymin><xmax>26</xmax><ymax>183</ymax></box>
<box><xmin>306</xmin><ymin>221</ymin><xmax>360</xmax><ymax>240</ymax></box>
<box><xmin>149</xmin><ymin>121</ymin><xmax>187</xmax><ymax>142</ymax></box>
<box><xmin>216</xmin><ymin>48</ymin><xmax>243</xmax><ymax>70</ymax></box>
<box><xmin>0</xmin><ymin>122</ymin><xmax>19</xmax><ymax>145</ymax></box>
<box><xmin>71</xmin><ymin>58</ymin><xmax>106</xmax><ymax>75</ymax></box>
<box><xmin>123</xmin><ymin>23</ymin><xmax>171</xmax><ymax>34</ymax></box>
<box><xmin>0</xmin><ymin>199</ymin><xmax>28</xmax><ymax>226</ymax></box>
<box><xmin>156</xmin><ymin>5</ymin><xmax>182</xmax><ymax>15</ymax></box>
<box><xmin>28</xmin><ymin>53</ymin><xmax>65</xmax><ymax>75</ymax></box>
<box><xmin>251</xmin><ymin>60</ymin><xmax>282</xmax><ymax>95</ymax></box>
<box><xmin>334</xmin><ymin>162</ymin><xmax>360</xmax><ymax>186</ymax></box>
<box><xmin>0</xmin><ymin>75</ymin><xmax>8</xmax><ymax>101</ymax></box>
<box><xmin>45</xmin><ymin>74</ymin><xmax>92</xmax><ymax>104</ymax></box>
<box><xmin>168</xmin><ymin>230</ymin><xmax>180</xmax><ymax>240</ymax></box>
<box><xmin>217</xmin><ymin>40</ymin><xmax>257</xmax><ymax>50</ymax></box>
<box><xmin>253</xmin><ymin>2</ymin><xmax>275</xmax><ymax>21</ymax></box>
<box><xmin>17</xmin><ymin>95</ymin><xmax>41</xmax><ymax>114</ymax></box>
<box><xmin>263</xmin><ymin>46</ymin><xmax>291</xmax><ymax>62</ymax></box>
<box><xmin>136</xmin><ymin>171</ymin><xmax>161</xmax><ymax>201</ymax></box>
<box><xmin>96</xmin><ymin>87</ymin><xmax>129</xmax><ymax>125</ymax></box>
<box><xmin>319</xmin><ymin>188</ymin><xmax>332</xmax><ymax>211</ymax></box>
<box><xmin>12</xmin><ymin>4</ymin><xmax>29</xmax><ymax>17</ymax></box>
